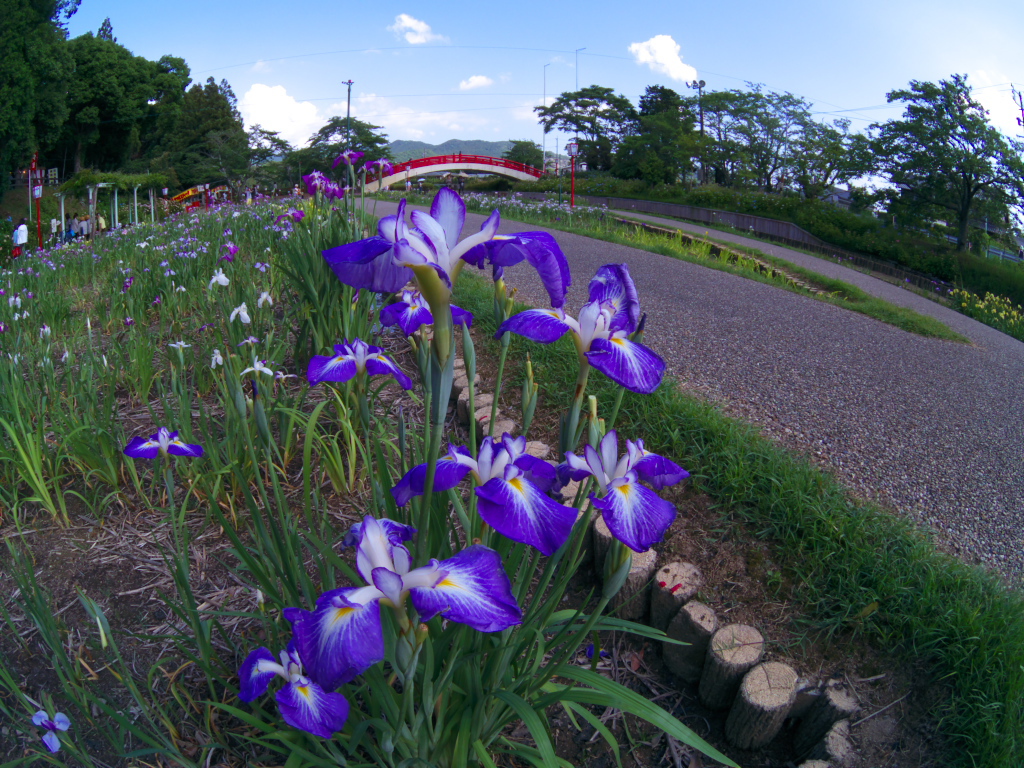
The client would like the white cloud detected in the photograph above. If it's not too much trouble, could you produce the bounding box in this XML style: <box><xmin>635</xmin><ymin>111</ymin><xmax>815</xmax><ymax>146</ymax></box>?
<box><xmin>353</xmin><ymin>93</ymin><xmax>491</xmax><ymax>141</ymax></box>
<box><xmin>251</xmin><ymin>60</ymin><xmax>270</xmax><ymax>73</ymax></box>
<box><xmin>459</xmin><ymin>75</ymin><xmax>493</xmax><ymax>91</ymax></box>
<box><xmin>238</xmin><ymin>84</ymin><xmax>323</xmax><ymax>148</ymax></box>
<box><xmin>972</xmin><ymin>70</ymin><xmax>1021</xmax><ymax>138</ymax></box>
<box><xmin>387</xmin><ymin>14</ymin><xmax>448</xmax><ymax>44</ymax></box>
<box><xmin>628</xmin><ymin>35</ymin><xmax>697</xmax><ymax>84</ymax></box>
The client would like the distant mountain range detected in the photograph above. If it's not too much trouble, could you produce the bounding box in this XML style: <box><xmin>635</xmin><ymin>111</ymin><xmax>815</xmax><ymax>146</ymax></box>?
<box><xmin>388</xmin><ymin>139</ymin><xmax>514</xmax><ymax>162</ymax></box>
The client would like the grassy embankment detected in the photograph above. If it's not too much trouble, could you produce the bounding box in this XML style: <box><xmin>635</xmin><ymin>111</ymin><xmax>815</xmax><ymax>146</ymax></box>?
<box><xmin>453</xmin><ymin>273</ymin><xmax>1024</xmax><ymax>768</ymax></box>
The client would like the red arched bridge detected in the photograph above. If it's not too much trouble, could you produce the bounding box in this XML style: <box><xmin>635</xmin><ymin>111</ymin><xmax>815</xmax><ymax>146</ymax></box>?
<box><xmin>365</xmin><ymin>154</ymin><xmax>542</xmax><ymax>192</ymax></box>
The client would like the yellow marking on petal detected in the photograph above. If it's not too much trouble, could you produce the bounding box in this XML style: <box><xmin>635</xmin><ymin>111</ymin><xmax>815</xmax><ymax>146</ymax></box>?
<box><xmin>437</xmin><ymin>577</ymin><xmax>462</xmax><ymax>589</ymax></box>
<box><xmin>619</xmin><ymin>484</ymin><xmax>632</xmax><ymax>498</ymax></box>
<box><xmin>331</xmin><ymin>607</ymin><xmax>354</xmax><ymax>624</ymax></box>
<box><xmin>297</xmin><ymin>685</ymin><xmax>311</xmax><ymax>699</ymax></box>
<box><xmin>611</xmin><ymin>337</ymin><xmax>626</xmax><ymax>346</ymax></box>
<box><xmin>508</xmin><ymin>477</ymin><xmax>525</xmax><ymax>493</ymax></box>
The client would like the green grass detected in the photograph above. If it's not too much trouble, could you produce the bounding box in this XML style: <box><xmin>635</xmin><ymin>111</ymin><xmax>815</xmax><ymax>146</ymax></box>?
<box><xmin>376</xmin><ymin>190</ymin><xmax>967</xmax><ymax>343</ymax></box>
<box><xmin>454</xmin><ymin>273</ymin><xmax>1024</xmax><ymax>768</ymax></box>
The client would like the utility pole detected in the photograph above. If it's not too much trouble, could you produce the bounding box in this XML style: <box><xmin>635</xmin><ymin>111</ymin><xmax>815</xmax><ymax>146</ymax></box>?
<box><xmin>575</xmin><ymin>48</ymin><xmax>585</xmax><ymax>91</ymax></box>
<box><xmin>1013</xmin><ymin>85</ymin><xmax>1024</xmax><ymax>134</ymax></box>
<box><xmin>343</xmin><ymin>79</ymin><xmax>355</xmax><ymax>148</ymax></box>
<box><xmin>687</xmin><ymin>79</ymin><xmax>706</xmax><ymax>184</ymax></box>
<box><xmin>543</xmin><ymin>63</ymin><xmax>551</xmax><ymax>174</ymax></box>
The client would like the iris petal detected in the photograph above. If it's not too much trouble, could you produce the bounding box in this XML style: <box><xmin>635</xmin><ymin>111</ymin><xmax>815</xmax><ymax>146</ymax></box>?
<box><xmin>238</xmin><ymin>647</ymin><xmax>277</xmax><ymax>701</ymax></box>
<box><xmin>586</xmin><ymin>337</ymin><xmax>665</xmax><ymax>394</ymax></box>
<box><xmin>392</xmin><ymin>449</ymin><xmax>474</xmax><ymax>506</ymax></box>
<box><xmin>633</xmin><ymin>453</ymin><xmax>689</xmax><ymax>491</ymax></box>
<box><xmin>592</xmin><ymin>478</ymin><xmax>676</xmax><ymax>553</ymax></box>
<box><xmin>476</xmin><ymin>475</ymin><xmax>576</xmax><ymax>556</ymax></box>
<box><xmin>123</xmin><ymin>436</ymin><xmax>160</xmax><ymax>459</ymax></box>
<box><xmin>587</xmin><ymin>264</ymin><xmax>640</xmax><ymax>333</ymax></box>
<box><xmin>294</xmin><ymin>589</ymin><xmax>384</xmax><ymax>690</ymax></box>
<box><xmin>430</xmin><ymin>187</ymin><xmax>467</xmax><ymax>251</ymax></box>
<box><xmin>307</xmin><ymin>355</ymin><xmax>358</xmax><ymax>386</ymax></box>
<box><xmin>487</xmin><ymin>232</ymin><xmax>572</xmax><ymax>308</ymax></box>
<box><xmin>409</xmin><ymin>546</ymin><xmax>521</xmax><ymax>632</ymax></box>
<box><xmin>364</xmin><ymin>357</ymin><xmax>414</xmax><ymax>390</ymax></box>
<box><xmin>275</xmin><ymin>678</ymin><xmax>349</xmax><ymax>739</ymax></box>
<box><xmin>497</xmin><ymin>309</ymin><xmax>571</xmax><ymax>343</ymax></box>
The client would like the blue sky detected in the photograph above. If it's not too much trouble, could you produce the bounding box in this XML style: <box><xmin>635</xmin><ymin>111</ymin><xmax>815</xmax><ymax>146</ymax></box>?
<box><xmin>66</xmin><ymin>1</ymin><xmax>1024</xmax><ymax>150</ymax></box>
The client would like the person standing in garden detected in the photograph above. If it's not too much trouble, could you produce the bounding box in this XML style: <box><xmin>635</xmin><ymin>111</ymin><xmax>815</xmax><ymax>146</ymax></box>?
<box><xmin>12</xmin><ymin>217</ymin><xmax>28</xmax><ymax>257</ymax></box>
<box><xmin>97</xmin><ymin>213</ymin><xmax>107</xmax><ymax>236</ymax></box>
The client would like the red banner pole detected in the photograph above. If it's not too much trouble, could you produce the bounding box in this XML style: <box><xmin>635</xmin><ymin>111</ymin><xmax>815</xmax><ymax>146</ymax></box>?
<box><xmin>570</xmin><ymin>157</ymin><xmax>576</xmax><ymax>209</ymax></box>
<box><xmin>35</xmin><ymin>170</ymin><xmax>42</xmax><ymax>250</ymax></box>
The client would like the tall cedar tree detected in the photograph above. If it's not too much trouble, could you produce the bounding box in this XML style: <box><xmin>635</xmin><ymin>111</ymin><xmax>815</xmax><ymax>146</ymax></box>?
<box><xmin>0</xmin><ymin>0</ymin><xmax>79</xmax><ymax>182</ymax></box>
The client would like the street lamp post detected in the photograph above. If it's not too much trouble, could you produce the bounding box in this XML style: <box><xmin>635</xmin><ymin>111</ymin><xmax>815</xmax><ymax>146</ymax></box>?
<box><xmin>543</xmin><ymin>63</ymin><xmax>551</xmax><ymax>174</ymax></box>
<box><xmin>343</xmin><ymin>79</ymin><xmax>354</xmax><ymax>148</ymax></box>
<box><xmin>566</xmin><ymin>140</ymin><xmax>579</xmax><ymax>208</ymax></box>
<box><xmin>687</xmin><ymin>79</ymin><xmax>706</xmax><ymax>184</ymax></box>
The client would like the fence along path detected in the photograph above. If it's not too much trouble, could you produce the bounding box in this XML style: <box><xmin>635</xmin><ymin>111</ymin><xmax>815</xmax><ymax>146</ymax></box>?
<box><xmin>497</xmin><ymin>191</ymin><xmax>954</xmax><ymax>295</ymax></box>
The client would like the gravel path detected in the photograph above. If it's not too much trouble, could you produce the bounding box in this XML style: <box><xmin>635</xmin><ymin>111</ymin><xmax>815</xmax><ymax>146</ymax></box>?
<box><xmin>374</xmin><ymin>199</ymin><xmax>1024</xmax><ymax>586</ymax></box>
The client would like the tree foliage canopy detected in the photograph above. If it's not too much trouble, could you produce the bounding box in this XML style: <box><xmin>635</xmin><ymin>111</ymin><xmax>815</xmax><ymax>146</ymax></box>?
<box><xmin>872</xmin><ymin>74</ymin><xmax>1024</xmax><ymax>249</ymax></box>
<box><xmin>535</xmin><ymin>85</ymin><xmax>637</xmax><ymax>171</ymax></box>
<box><xmin>503</xmin><ymin>139</ymin><xmax>543</xmax><ymax>169</ymax></box>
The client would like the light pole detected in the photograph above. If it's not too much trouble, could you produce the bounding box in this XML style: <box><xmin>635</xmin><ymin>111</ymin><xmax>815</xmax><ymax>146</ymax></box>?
<box><xmin>343</xmin><ymin>79</ymin><xmax>354</xmax><ymax>148</ymax></box>
<box><xmin>687</xmin><ymin>79</ymin><xmax>706</xmax><ymax>184</ymax></box>
<box><xmin>566</xmin><ymin>140</ymin><xmax>579</xmax><ymax>208</ymax></box>
<box><xmin>543</xmin><ymin>63</ymin><xmax>551</xmax><ymax>174</ymax></box>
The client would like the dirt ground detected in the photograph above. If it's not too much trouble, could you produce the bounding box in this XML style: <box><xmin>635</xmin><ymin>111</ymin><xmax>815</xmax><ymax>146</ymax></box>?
<box><xmin>0</xmin><ymin>329</ymin><xmax>948</xmax><ymax>766</ymax></box>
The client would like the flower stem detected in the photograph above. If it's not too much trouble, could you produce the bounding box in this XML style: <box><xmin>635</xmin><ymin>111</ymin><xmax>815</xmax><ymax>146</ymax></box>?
<box><xmin>559</xmin><ymin>356</ymin><xmax>591</xmax><ymax>455</ymax></box>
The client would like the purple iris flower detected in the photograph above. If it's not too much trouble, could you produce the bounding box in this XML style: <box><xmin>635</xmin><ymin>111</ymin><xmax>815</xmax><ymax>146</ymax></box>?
<box><xmin>290</xmin><ymin>516</ymin><xmax>521</xmax><ymax>692</ymax></box>
<box><xmin>393</xmin><ymin>434</ymin><xmax>574</xmax><ymax>556</ymax></box>
<box><xmin>274</xmin><ymin>209</ymin><xmax>305</xmax><ymax>225</ymax></box>
<box><xmin>32</xmin><ymin>710</ymin><xmax>70</xmax><ymax>753</ymax></box>
<box><xmin>562</xmin><ymin>430</ymin><xmax>688</xmax><ymax>552</ymax></box>
<box><xmin>238</xmin><ymin>645</ymin><xmax>349</xmax><ymax>739</ymax></box>
<box><xmin>302</xmin><ymin>170</ymin><xmax>329</xmax><ymax>196</ymax></box>
<box><xmin>364</xmin><ymin>158</ymin><xmax>393</xmax><ymax>177</ymax></box>
<box><xmin>222</xmin><ymin>242</ymin><xmax>239</xmax><ymax>261</ymax></box>
<box><xmin>462</xmin><ymin>230</ymin><xmax>572</xmax><ymax>309</ymax></box>
<box><xmin>332</xmin><ymin>149</ymin><xmax>364</xmax><ymax>169</ymax></box>
<box><xmin>124</xmin><ymin>316</ymin><xmax>135</xmax><ymax>327</ymax></box>
<box><xmin>254</xmin><ymin>262</ymin><xmax>270</xmax><ymax>272</ymax></box>
<box><xmin>379</xmin><ymin>289</ymin><xmax>473</xmax><ymax>336</ymax></box>
<box><xmin>123</xmin><ymin>427</ymin><xmax>204</xmax><ymax>459</ymax></box>
<box><xmin>307</xmin><ymin>338</ymin><xmax>413</xmax><ymax>389</ymax></box>
<box><xmin>121</xmin><ymin>276</ymin><xmax>134</xmax><ymax>292</ymax></box>
<box><xmin>497</xmin><ymin>264</ymin><xmax>665</xmax><ymax>394</ymax></box>
<box><xmin>323</xmin><ymin>189</ymin><xmax>569</xmax><ymax>304</ymax></box>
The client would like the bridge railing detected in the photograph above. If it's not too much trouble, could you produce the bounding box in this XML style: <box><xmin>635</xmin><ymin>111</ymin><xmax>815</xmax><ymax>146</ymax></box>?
<box><xmin>390</xmin><ymin>154</ymin><xmax>542</xmax><ymax>178</ymax></box>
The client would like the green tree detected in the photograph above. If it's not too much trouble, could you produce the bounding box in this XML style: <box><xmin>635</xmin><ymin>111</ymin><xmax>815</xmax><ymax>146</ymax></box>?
<box><xmin>613</xmin><ymin>85</ymin><xmax>695</xmax><ymax>184</ymax></box>
<box><xmin>283</xmin><ymin>116</ymin><xmax>390</xmax><ymax>184</ymax></box>
<box><xmin>164</xmin><ymin>77</ymin><xmax>248</xmax><ymax>189</ymax></box>
<box><xmin>96</xmin><ymin>16</ymin><xmax>115</xmax><ymax>42</ymax></box>
<box><xmin>53</xmin><ymin>31</ymin><xmax>157</xmax><ymax>173</ymax></box>
<box><xmin>534</xmin><ymin>85</ymin><xmax>637</xmax><ymax>171</ymax></box>
<box><xmin>791</xmin><ymin>117</ymin><xmax>874</xmax><ymax>200</ymax></box>
<box><xmin>691</xmin><ymin>89</ymin><xmax>749</xmax><ymax>186</ymax></box>
<box><xmin>502</xmin><ymin>139</ymin><xmax>542</xmax><ymax>169</ymax></box>
<box><xmin>872</xmin><ymin>74</ymin><xmax>1024</xmax><ymax>250</ymax></box>
<box><xmin>0</xmin><ymin>0</ymin><xmax>79</xmax><ymax>182</ymax></box>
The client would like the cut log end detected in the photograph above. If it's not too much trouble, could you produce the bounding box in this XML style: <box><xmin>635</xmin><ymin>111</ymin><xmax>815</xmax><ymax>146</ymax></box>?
<box><xmin>724</xmin><ymin>661</ymin><xmax>798</xmax><ymax>749</ymax></box>
<box><xmin>698</xmin><ymin>624</ymin><xmax>765</xmax><ymax>710</ymax></box>
<box><xmin>650</xmin><ymin>561</ymin><xmax>704</xmax><ymax>631</ymax></box>
<box><xmin>663</xmin><ymin>600</ymin><xmax>718</xmax><ymax>683</ymax></box>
